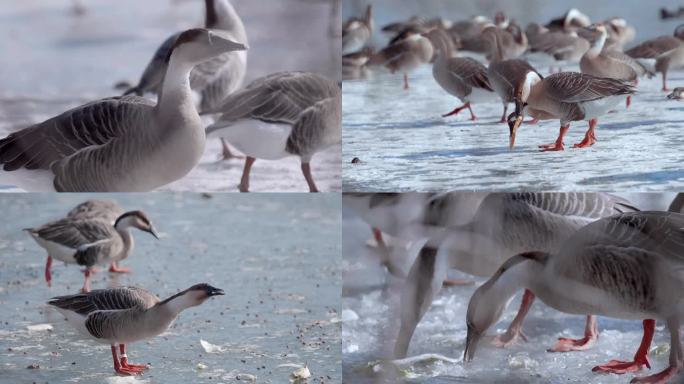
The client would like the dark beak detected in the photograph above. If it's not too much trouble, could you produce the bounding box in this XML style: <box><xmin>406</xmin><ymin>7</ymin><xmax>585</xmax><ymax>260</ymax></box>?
<box><xmin>509</xmin><ymin>100</ymin><xmax>525</xmax><ymax>149</ymax></box>
<box><xmin>464</xmin><ymin>325</ymin><xmax>481</xmax><ymax>362</ymax></box>
<box><xmin>208</xmin><ymin>286</ymin><xmax>225</xmax><ymax>296</ymax></box>
<box><xmin>147</xmin><ymin>225</ymin><xmax>159</xmax><ymax>240</ymax></box>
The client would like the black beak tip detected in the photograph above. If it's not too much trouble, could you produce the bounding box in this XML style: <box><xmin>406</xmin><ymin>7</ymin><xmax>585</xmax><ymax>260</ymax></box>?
<box><xmin>211</xmin><ymin>289</ymin><xmax>225</xmax><ymax>296</ymax></box>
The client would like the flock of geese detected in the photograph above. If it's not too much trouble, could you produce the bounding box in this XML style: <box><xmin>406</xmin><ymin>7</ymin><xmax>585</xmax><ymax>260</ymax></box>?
<box><xmin>343</xmin><ymin>7</ymin><xmax>684</xmax><ymax>151</ymax></box>
<box><xmin>25</xmin><ymin>199</ymin><xmax>223</xmax><ymax>376</ymax></box>
<box><xmin>345</xmin><ymin>192</ymin><xmax>684</xmax><ymax>384</ymax></box>
<box><xmin>0</xmin><ymin>0</ymin><xmax>341</xmax><ymax>192</ymax></box>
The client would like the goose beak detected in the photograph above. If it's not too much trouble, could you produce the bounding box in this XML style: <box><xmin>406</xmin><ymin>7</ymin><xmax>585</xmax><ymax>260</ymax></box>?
<box><xmin>464</xmin><ymin>325</ymin><xmax>481</xmax><ymax>362</ymax></box>
<box><xmin>208</xmin><ymin>287</ymin><xmax>225</xmax><ymax>296</ymax></box>
<box><xmin>148</xmin><ymin>226</ymin><xmax>159</xmax><ymax>240</ymax></box>
<box><xmin>508</xmin><ymin>115</ymin><xmax>523</xmax><ymax>149</ymax></box>
<box><xmin>210</xmin><ymin>32</ymin><xmax>248</xmax><ymax>52</ymax></box>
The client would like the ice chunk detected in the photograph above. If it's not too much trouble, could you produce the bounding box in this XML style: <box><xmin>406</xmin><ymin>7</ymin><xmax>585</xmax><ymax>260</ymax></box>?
<box><xmin>343</xmin><ymin>344</ymin><xmax>359</xmax><ymax>353</ymax></box>
<box><xmin>26</xmin><ymin>324</ymin><xmax>52</xmax><ymax>332</ymax></box>
<box><xmin>341</xmin><ymin>309</ymin><xmax>359</xmax><ymax>322</ymax></box>
<box><xmin>200</xmin><ymin>339</ymin><xmax>225</xmax><ymax>353</ymax></box>
<box><xmin>235</xmin><ymin>373</ymin><xmax>256</xmax><ymax>381</ymax></box>
<box><xmin>290</xmin><ymin>364</ymin><xmax>311</xmax><ymax>382</ymax></box>
<box><xmin>508</xmin><ymin>353</ymin><xmax>539</xmax><ymax>369</ymax></box>
<box><xmin>105</xmin><ymin>377</ymin><xmax>150</xmax><ymax>384</ymax></box>
<box><xmin>196</xmin><ymin>362</ymin><xmax>208</xmax><ymax>370</ymax></box>
<box><xmin>651</xmin><ymin>343</ymin><xmax>670</xmax><ymax>356</ymax></box>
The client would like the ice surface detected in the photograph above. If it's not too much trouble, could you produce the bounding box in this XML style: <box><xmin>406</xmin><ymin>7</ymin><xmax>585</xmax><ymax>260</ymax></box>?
<box><xmin>342</xmin><ymin>0</ymin><xmax>684</xmax><ymax>192</ymax></box>
<box><xmin>342</xmin><ymin>194</ymin><xmax>684</xmax><ymax>383</ymax></box>
<box><xmin>0</xmin><ymin>193</ymin><xmax>341</xmax><ymax>384</ymax></box>
<box><xmin>0</xmin><ymin>0</ymin><xmax>341</xmax><ymax>192</ymax></box>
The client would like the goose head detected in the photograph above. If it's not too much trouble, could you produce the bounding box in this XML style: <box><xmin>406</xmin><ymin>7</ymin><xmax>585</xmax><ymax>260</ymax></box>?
<box><xmin>183</xmin><ymin>283</ymin><xmax>225</xmax><ymax>305</ymax></box>
<box><xmin>166</xmin><ymin>28</ymin><xmax>247</xmax><ymax>66</ymax></box>
<box><xmin>114</xmin><ymin>210</ymin><xmax>159</xmax><ymax>239</ymax></box>
<box><xmin>674</xmin><ymin>24</ymin><xmax>684</xmax><ymax>40</ymax></box>
<box><xmin>667</xmin><ymin>87</ymin><xmax>684</xmax><ymax>101</ymax></box>
<box><xmin>507</xmin><ymin>71</ymin><xmax>542</xmax><ymax>149</ymax></box>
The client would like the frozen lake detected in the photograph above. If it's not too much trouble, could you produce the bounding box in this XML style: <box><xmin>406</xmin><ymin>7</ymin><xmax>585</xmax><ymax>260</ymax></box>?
<box><xmin>341</xmin><ymin>193</ymin><xmax>684</xmax><ymax>383</ymax></box>
<box><xmin>342</xmin><ymin>0</ymin><xmax>684</xmax><ymax>192</ymax></box>
<box><xmin>0</xmin><ymin>193</ymin><xmax>341</xmax><ymax>383</ymax></box>
<box><xmin>0</xmin><ymin>0</ymin><xmax>341</xmax><ymax>192</ymax></box>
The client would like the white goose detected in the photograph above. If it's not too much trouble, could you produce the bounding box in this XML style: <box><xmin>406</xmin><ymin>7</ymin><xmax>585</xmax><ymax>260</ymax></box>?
<box><xmin>465</xmin><ymin>211</ymin><xmax>684</xmax><ymax>384</ymax></box>
<box><xmin>48</xmin><ymin>283</ymin><xmax>224</xmax><ymax>375</ymax></box>
<box><xmin>25</xmin><ymin>210</ymin><xmax>158</xmax><ymax>292</ymax></box>
<box><xmin>393</xmin><ymin>192</ymin><xmax>637</xmax><ymax>358</ymax></box>
<box><xmin>0</xmin><ymin>29</ymin><xmax>246</xmax><ymax>191</ymax></box>
<box><xmin>125</xmin><ymin>0</ymin><xmax>248</xmax><ymax>160</ymax></box>
<box><xmin>205</xmin><ymin>72</ymin><xmax>340</xmax><ymax>192</ymax></box>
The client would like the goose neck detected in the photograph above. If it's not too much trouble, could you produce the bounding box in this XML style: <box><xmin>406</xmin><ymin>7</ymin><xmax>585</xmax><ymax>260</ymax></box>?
<box><xmin>156</xmin><ymin>52</ymin><xmax>197</xmax><ymax>118</ymax></box>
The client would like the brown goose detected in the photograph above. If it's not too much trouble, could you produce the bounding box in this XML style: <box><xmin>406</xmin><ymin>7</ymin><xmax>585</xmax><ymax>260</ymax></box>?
<box><xmin>342</xmin><ymin>5</ymin><xmax>373</xmax><ymax>54</ymax></box>
<box><xmin>526</xmin><ymin>23</ymin><xmax>590</xmax><ymax>72</ymax></box>
<box><xmin>580</xmin><ymin>24</ymin><xmax>649</xmax><ymax>108</ymax></box>
<box><xmin>626</xmin><ymin>25</ymin><xmax>684</xmax><ymax>91</ymax></box>
<box><xmin>369</xmin><ymin>29</ymin><xmax>434</xmax><ymax>89</ymax></box>
<box><xmin>482</xmin><ymin>22</ymin><xmax>528</xmax><ymax>61</ymax></box>
<box><xmin>427</xmin><ymin>29</ymin><xmax>496</xmax><ymax>120</ymax></box>
<box><xmin>507</xmin><ymin>72</ymin><xmax>635</xmax><ymax>151</ymax></box>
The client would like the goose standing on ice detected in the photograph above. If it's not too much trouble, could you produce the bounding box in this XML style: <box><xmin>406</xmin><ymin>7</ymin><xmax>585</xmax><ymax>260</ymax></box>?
<box><xmin>26</xmin><ymin>211</ymin><xmax>159</xmax><ymax>292</ymax></box>
<box><xmin>465</xmin><ymin>211</ymin><xmax>684</xmax><ymax>384</ymax></box>
<box><xmin>342</xmin><ymin>5</ymin><xmax>373</xmax><ymax>54</ymax></box>
<box><xmin>506</xmin><ymin>72</ymin><xmax>635</xmax><ymax>151</ymax></box>
<box><xmin>626</xmin><ymin>25</ymin><xmax>684</xmax><ymax>91</ymax></box>
<box><xmin>125</xmin><ymin>0</ymin><xmax>248</xmax><ymax>160</ymax></box>
<box><xmin>0</xmin><ymin>29</ymin><xmax>247</xmax><ymax>192</ymax></box>
<box><xmin>205</xmin><ymin>72</ymin><xmax>340</xmax><ymax>193</ymax></box>
<box><xmin>368</xmin><ymin>28</ymin><xmax>434</xmax><ymax>90</ymax></box>
<box><xmin>48</xmin><ymin>283</ymin><xmax>224</xmax><ymax>375</ymax></box>
<box><xmin>393</xmin><ymin>192</ymin><xmax>637</xmax><ymax>358</ymax></box>
<box><xmin>427</xmin><ymin>28</ymin><xmax>496</xmax><ymax>121</ymax></box>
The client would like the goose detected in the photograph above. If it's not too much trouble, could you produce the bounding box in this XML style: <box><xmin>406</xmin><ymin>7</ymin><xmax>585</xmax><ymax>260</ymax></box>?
<box><xmin>125</xmin><ymin>0</ymin><xmax>248</xmax><ymax>161</ymax></box>
<box><xmin>626</xmin><ymin>25</ymin><xmax>684</xmax><ymax>91</ymax></box>
<box><xmin>48</xmin><ymin>283</ymin><xmax>224</xmax><ymax>375</ymax></box>
<box><xmin>342</xmin><ymin>5</ymin><xmax>373</xmax><ymax>55</ymax></box>
<box><xmin>545</xmin><ymin>8</ymin><xmax>591</xmax><ymax>32</ymax></box>
<box><xmin>67</xmin><ymin>200</ymin><xmax>124</xmax><ymax>223</ymax></box>
<box><xmin>603</xmin><ymin>18</ymin><xmax>636</xmax><ymax>51</ymax></box>
<box><xmin>526</xmin><ymin>23</ymin><xmax>590</xmax><ymax>72</ymax></box>
<box><xmin>368</xmin><ymin>29</ymin><xmax>434</xmax><ymax>90</ymax></box>
<box><xmin>426</xmin><ymin>29</ymin><xmax>496</xmax><ymax>121</ymax></box>
<box><xmin>579</xmin><ymin>23</ymin><xmax>650</xmax><ymax>108</ymax></box>
<box><xmin>393</xmin><ymin>192</ymin><xmax>637</xmax><ymax>358</ymax></box>
<box><xmin>506</xmin><ymin>72</ymin><xmax>635</xmax><ymax>151</ymax></box>
<box><xmin>382</xmin><ymin>16</ymin><xmax>425</xmax><ymax>36</ymax></box>
<box><xmin>667</xmin><ymin>87</ymin><xmax>684</xmax><ymax>100</ymax></box>
<box><xmin>481</xmin><ymin>22</ymin><xmax>528</xmax><ymax>62</ymax></box>
<box><xmin>204</xmin><ymin>72</ymin><xmax>340</xmax><ymax>193</ymax></box>
<box><xmin>25</xmin><ymin>210</ymin><xmax>159</xmax><ymax>292</ymax></box>
<box><xmin>0</xmin><ymin>29</ymin><xmax>246</xmax><ymax>192</ymax></box>
<box><xmin>465</xmin><ymin>211</ymin><xmax>684</xmax><ymax>384</ymax></box>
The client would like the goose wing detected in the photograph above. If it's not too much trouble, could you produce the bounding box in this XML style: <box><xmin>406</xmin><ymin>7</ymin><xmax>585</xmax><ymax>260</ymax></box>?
<box><xmin>67</xmin><ymin>200</ymin><xmax>124</xmax><ymax>222</ymax></box>
<box><xmin>285</xmin><ymin>94</ymin><xmax>341</xmax><ymax>158</ymax></box>
<box><xmin>446</xmin><ymin>57</ymin><xmax>493</xmax><ymax>92</ymax></box>
<box><xmin>48</xmin><ymin>286</ymin><xmax>159</xmax><ymax>316</ymax></box>
<box><xmin>0</xmin><ymin>96</ymin><xmax>155</xmax><ymax>172</ymax></box>
<box><xmin>625</xmin><ymin>36</ymin><xmax>682</xmax><ymax>58</ymax></box>
<box><xmin>543</xmin><ymin>72</ymin><xmax>634</xmax><ymax>103</ymax></box>
<box><xmin>206</xmin><ymin>72</ymin><xmax>337</xmax><ymax>130</ymax></box>
<box><xmin>508</xmin><ymin>192</ymin><xmax>638</xmax><ymax>218</ymax></box>
<box><xmin>30</xmin><ymin>219</ymin><xmax>116</xmax><ymax>249</ymax></box>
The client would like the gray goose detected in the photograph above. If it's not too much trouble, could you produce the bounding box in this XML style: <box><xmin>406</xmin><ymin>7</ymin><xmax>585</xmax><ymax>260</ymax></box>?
<box><xmin>368</xmin><ymin>28</ymin><xmax>434</xmax><ymax>90</ymax></box>
<box><xmin>342</xmin><ymin>5</ymin><xmax>373</xmax><ymax>54</ymax></box>
<box><xmin>205</xmin><ymin>72</ymin><xmax>340</xmax><ymax>193</ymax></box>
<box><xmin>125</xmin><ymin>0</ymin><xmax>248</xmax><ymax>161</ymax></box>
<box><xmin>465</xmin><ymin>212</ymin><xmax>684</xmax><ymax>384</ymax></box>
<box><xmin>393</xmin><ymin>192</ymin><xmax>637</xmax><ymax>358</ymax></box>
<box><xmin>26</xmin><ymin>210</ymin><xmax>158</xmax><ymax>292</ymax></box>
<box><xmin>0</xmin><ymin>29</ymin><xmax>246</xmax><ymax>192</ymax></box>
<box><xmin>507</xmin><ymin>72</ymin><xmax>635</xmax><ymax>151</ymax></box>
<box><xmin>580</xmin><ymin>23</ymin><xmax>650</xmax><ymax>108</ymax></box>
<box><xmin>48</xmin><ymin>283</ymin><xmax>224</xmax><ymax>376</ymax></box>
<box><xmin>626</xmin><ymin>25</ymin><xmax>684</xmax><ymax>91</ymax></box>
<box><xmin>427</xmin><ymin>29</ymin><xmax>496</xmax><ymax>121</ymax></box>
<box><xmin>526</xmin><ymin>23</ymin><xmax>590</xmax><ymax>72</ymax></box>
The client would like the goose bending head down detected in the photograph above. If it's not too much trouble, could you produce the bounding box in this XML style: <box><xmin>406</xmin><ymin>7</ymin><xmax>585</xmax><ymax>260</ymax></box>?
<box><xmin>205</xmin><ymin>72</ymin><xmax>340</xmax><ymax>193</ymax></box>
<box><xmin>26</xmin><ymin>210</ymin><xmax>159</xmax><ymax>292</ymax></box>
<box><xmin>465</xmin><ymin>212</ymin><xmax>684</xmax><ymax>384</ymax></box>
<box><xmin>0</xmin><ymin>28</ymin><xmax>246</xmax><ymax>192</ymax></box>
<box><xmin>506</xmin><ymin>72</ymin><xmax>635</xmax><ymax>151</ymax></box>
<box><xmin>48</xmin><ymin>283</ymin><xmax>224</xmax><ymax>376</ymax></box>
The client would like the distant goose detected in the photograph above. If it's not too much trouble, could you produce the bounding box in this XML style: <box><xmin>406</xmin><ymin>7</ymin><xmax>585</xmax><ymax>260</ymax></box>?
<box><xmin>205</xmin><ymin>72</ymin><xmax>340</xmax><ymax>192</ymax></box>
<box><xmin>465</xmin><ymin>212</ymin><xmax>684</xmax><ymax>384</ymax></box>
<box><xmin>393</xmin><ymin>192</ymin><xmax>636</xmax><ymax>358</ymax></box>
<box><xmin>481</xmin><ymin>23</ymin><xmax>528</xmax><ymax>61</ymax></box>
<box><xmin>368</xmin><ymin>29</ymin><xmax>434</xmax><ymax>90</ymax></box>
<box><xmin>427</xmin><ymin>29</ymin><xmax>496</xmax><ymax>121</ymax></box>
<box><xmin>506</xmin><ymin>72</ymin><xmax>635</xmax><ymax>151</ymax></box>
<box><xmin>26</xmin><ymin>211</ymin><xmax>158</xmax><ymax>292</ymax></box>
<box><xmin>0</xmin><ymin>29</ymin><xmax>246</xmax><ymax>192</ymax></box>
<box><xmin>626</xmin><ymin>25</ymin><xmax>684</xmax><ymax>91</ymax></box>
<box><xmin>579</xmin><ymin>24</ymin><xmax>650</xmax><ymax>108</ymax></box>
<box><xmin>526</xmin><ymin>23</ymin><xmax>590</xmax><ymax>72</ymax></box>
<box><xmin>545</xmin><ymin>8</ymin><xmax>591</xmax><ymax>32</ymax></box>
<box><xmin>342</xmin><ymin>5</ymin><xmax>373</xmax><ymax>54</ymax></box>
<box><xmin>48</xmin><ymin>283</ymin><xmax>224</xmax><ymax>375</ymax></box>
<box><xmin>125</xmin><ymin>0</ymin><xmax>248</xmax><ymax>160</ymax></box>
<box><xmin>667</xmin><ymin>87</ymin><xmax>684</xmax><ymax>100</ymax></box>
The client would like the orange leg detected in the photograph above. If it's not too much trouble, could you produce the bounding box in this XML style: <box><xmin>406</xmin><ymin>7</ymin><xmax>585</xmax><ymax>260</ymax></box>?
<box><xmin>593</xmin><ymin>319</ymin><xmax>654</xmax><ymax>374</ymax></box>
<box><xmin>119</xmin><ymin>344</ymin><xmax>148</xmax><ymax>372</ymax></box>
<box><xmin>492</xmin><ymin>289</ymin><xmax>535</xmax><ymax>347</ymax></box>
<box><xmin>109</xmin><ymin>262</ymin><xmax>131</xmax><ymax>273</ymax></box>
<box><xmin>539</xmin><ymin>125</ymin><xmax>569</xmax><ymax>151</ymax></box>
<box><xmin>548</xmin><ymin>315</ymin><xmax>598</xmax><ymax>352</ymax></box>
<box><xmin>662</xmin><ymin>70</ymin><xmax>669</xmax><ymax>92</ymax></box>
<box><xmin>81</xmin><ymin>269</ymin><xmax>92</xmax><ymax>293</ymax></box>
<box><xmin>111</xmin><ymin>345</ymin><xmax>142</xmax><ymax>375</ymax></box>
<box><xmin>573</xmin><ymin>118</ymin><xmax>598</xmax><ymax>148</ymax></box>
<box><xmin>442</xmin><ymin>103</ymin><xmax>477</xmax><ymax>120</ymax></box>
